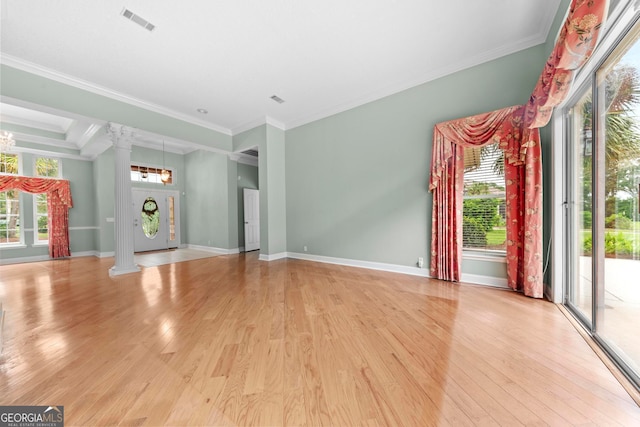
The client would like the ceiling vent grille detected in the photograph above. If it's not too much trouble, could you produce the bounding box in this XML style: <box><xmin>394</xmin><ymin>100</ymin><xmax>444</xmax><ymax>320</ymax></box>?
<box><xmin>121</xmin><ymin>9</ymin><xmax>155</xmax><ymax>32</ymax></box>
<box><xmin>241</xmin><ymin>149</ymin><xmax>259</xmax><ymax>157</ymax></box>
<box><xmin>270</xmin><ymin>95</ymin><xmax>285</xmax><ymax>104</ymax></box>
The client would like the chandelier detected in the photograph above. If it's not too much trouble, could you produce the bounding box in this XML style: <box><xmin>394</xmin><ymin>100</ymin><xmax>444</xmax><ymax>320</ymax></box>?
<box><xmin>0</xmin><ymin>131</ymin><xmax>15</xmax><ymax>151</ymax></box>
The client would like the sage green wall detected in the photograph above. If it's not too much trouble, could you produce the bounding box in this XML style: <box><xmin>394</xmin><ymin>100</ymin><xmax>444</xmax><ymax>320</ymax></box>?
<box><xmin>93</xmin><ymin>148</ymin><xmax>115</xmax><ymax>254</ymax></box>
<box><xmin>65</xmin><ymin>157</ymin><xmax>96</xmax><ymax>253</ymax></box>
<box><xmin>227</xmin><ymin>159</ymin><xmax>239</xmax><ymax>250</ymax></box>
<box><xmin>184</xmin><ymin>150</ymin><xmax>232</xmax><ymax>249</ymax></box>
<box><xmin>285</xmin><ymin>45</ymin><xmax>548</xmax><ymax>275</ymax></box>
<box><xmin>237</xmin><ymin>163</ymin><xmax>259</xmax><ymax>249</ymax></box>
<box><xmin>233</xmin><ymin>124</ymin><xmax>287</xmax><ymax>256</ymax></box>
<box><xmin>233</xmin><ymin>125</ymin><xmax>264</xmax><ymax>153</ymax></box>
<box><xmin>263</xmin><ymin>125</ymin><xmax>287</xmax><ymax>255</ymax></box>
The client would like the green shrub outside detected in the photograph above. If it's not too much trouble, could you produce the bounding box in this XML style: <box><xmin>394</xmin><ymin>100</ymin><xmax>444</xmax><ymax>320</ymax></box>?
<box><xmin>605</xmin><ymin>213</ymin><xmax>633</xmax><ymax>230</ymax></box>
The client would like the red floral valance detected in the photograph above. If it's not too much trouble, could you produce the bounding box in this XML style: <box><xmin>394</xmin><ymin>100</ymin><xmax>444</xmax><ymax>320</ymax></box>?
<box><xmin>0</xmin><ymin>175</ymin><xmax>73</xmax><ymax>258</ymax></box>
<box><xmin>429</xmin><ymin>0</ymin><xmax>609</xmax><ymax>298</ymax></box>
<box><xmin>524</xmin><ymin>0</ymin><xmax>609</xmax><ymax>128</ymax></box>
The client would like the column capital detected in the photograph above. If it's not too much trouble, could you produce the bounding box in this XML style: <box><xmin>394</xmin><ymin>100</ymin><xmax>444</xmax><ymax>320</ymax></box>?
<box><xmin>106</xmin><ymin>122</ymin><xmax>136</xmax><ymax>149</ymax></box>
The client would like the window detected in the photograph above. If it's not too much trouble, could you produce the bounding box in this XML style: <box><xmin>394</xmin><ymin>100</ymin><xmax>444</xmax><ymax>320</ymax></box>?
<box><xmin>32</xmin><ymin>157</ymin><xmax>60</xmax><ymax>244</ymax></box>
<box><xmin>130</xmin><ymin>164</ymin><xmax>173</xmax><ymax>184</ymax></box>
<box><xmin>462</xmin><ymin>143</ymin><xmax>506</xmax><ymax>252</ymax></box>
<box><xmin>34</xmin><ymin>193</ymin><xmax>48</xmax><ymax>243</ymax></box>
<box><xmin>0</xmin><ymin>153</ymin><xmax>18</xmax><ymax>175</ymax></box>
<box><xmin>34</xmin><ymin>157</ymin><xmax>60</xmax><ymax>177</ymax></box>
<box><xmin>0</xmin><ymin>153</ymin><xmax>21</xmax><ymax>245</ymax></box>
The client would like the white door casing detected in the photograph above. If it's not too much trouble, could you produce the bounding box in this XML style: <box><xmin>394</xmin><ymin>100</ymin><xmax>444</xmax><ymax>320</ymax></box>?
<box><xmin>243</xmin><ymin>188</ymin><xmax>260</xmax><ymax>251</ymax></box>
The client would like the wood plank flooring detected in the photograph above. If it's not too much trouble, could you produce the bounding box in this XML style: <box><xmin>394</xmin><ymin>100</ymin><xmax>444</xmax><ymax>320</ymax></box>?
<box><xmin>0</xmin><ymin>253</ymin><xmax>639</xmax><ymax>426</ymax></box>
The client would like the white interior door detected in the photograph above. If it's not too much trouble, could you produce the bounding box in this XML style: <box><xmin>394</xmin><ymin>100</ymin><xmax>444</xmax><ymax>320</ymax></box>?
<box><xmin>243</xmin><ymin>188</ymin><xmax>260</xmax><ymax>251</ymax></box>
<box><xmin>133</xmin><ymin>189</ymin><xmax>180</xmax><ymax>252</ymax></box>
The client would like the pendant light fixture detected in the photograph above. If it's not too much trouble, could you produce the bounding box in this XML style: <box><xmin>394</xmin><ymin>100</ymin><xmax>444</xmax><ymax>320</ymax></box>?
<box><xmin>160</xmin><ymin>140</ymin><xmax>170</xmax><ymax>185</ymax></box>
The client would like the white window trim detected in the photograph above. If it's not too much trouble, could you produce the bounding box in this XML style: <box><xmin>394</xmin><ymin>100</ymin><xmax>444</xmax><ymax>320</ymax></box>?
<box><xmin>0</xmin><ymin>153</ymin><xmax>23</xmax><ymax>247</ymax></box>
<box><xmin>0</xmin><ymin>151</ymin><xmax>22</xmax><ymax>175</ymax></box>
<box><xmin>0</xmin><ymin>191</ymin><xmax>24</xmax><ymax>247</ymax></box>
<box><xmin>33</xmin><ymin>193</ymin><xmax>48</xmax><ymax>245</ymax></box>
<box><xmin>130</xmin><ymin>162</ymin><xmax>176</xmax><ymax>186</ymax></box>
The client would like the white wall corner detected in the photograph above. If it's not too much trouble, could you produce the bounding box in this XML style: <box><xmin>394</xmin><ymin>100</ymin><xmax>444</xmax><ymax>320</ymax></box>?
<box><xmin>259</xmin><ymin>252</ymin><xmax>288</xmax><ymax>261</ymax></box>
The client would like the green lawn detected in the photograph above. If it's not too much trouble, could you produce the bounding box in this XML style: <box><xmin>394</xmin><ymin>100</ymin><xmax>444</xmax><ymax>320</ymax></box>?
<box><xmin>486</xmin><ymin>228</ymin><xmax>506</xmax><ymax>246</ymax></box>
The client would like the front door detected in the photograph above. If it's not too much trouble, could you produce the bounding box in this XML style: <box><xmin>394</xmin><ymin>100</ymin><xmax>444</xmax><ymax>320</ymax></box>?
<box><xmin>133</xmin><ymin>189</ymin><xmax>179</xmax><ymax>252</ymax></box>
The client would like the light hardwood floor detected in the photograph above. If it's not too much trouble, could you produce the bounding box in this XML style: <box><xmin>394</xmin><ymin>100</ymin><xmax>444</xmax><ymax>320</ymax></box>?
<box><xmin>1</xmin><ymin>253</ymin><xmax>639</xmax><ymax>426</ymax></box>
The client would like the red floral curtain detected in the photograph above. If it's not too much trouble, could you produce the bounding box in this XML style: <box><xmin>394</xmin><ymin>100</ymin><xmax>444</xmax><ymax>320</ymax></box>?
<box><xmin>429</xmin><ymin>0</ymin><xmax>608</xmax><ymax>298</ymax></box>
<box><xmin>0</xmin><ymin>176</ymin><xmax>73</xmax><ymax>258</ymax></box>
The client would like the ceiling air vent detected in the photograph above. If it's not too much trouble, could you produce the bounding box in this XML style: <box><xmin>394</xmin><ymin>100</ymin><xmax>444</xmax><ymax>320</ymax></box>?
<box><xmin>270</xmin><ymin>95</ymin><xmax>285</xmax><ymax>104</ymax></box>
<box><xmin>121</xmin><ymin>8</ymin><xmax>155</xmax><ymax>32</ymax></box>
<box><xmin>241</xmin><ymin>149</ymin><xmax>259</xmax><ymax>157</ymax></box>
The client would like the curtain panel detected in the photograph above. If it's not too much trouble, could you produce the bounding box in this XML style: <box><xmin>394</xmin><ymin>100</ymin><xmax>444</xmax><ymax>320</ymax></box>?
<box><xmin>0</xmin><ymin>176</ymin><xmax>73</xmax><ymax>258</ymax></box>
<box><xmin>428</xmin><ymin>0</ymin><xmax>608</xmax><ymax>298</ymax></box>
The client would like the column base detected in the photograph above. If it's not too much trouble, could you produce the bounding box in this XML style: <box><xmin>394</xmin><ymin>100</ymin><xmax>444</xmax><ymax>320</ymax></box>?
<box><xmin>109</xmin><ymin>264</ymin><xmax>141</xmax><ymax>277</ymax></box>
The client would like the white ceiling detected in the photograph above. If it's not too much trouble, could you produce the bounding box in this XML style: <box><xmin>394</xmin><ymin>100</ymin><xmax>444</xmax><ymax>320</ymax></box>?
<box><xmin>1</xmin><ymin>0</ymin><xmax>561</xmax><ymax>136</ymax></box>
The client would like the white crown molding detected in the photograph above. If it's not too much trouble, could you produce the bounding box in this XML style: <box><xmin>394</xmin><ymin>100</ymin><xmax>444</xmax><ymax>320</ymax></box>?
<box><xmin>1</xmin><ymin>54</ymin><xmax>233</xmax><ymax>136</ymax></box>
<box><xmin>1</xmin><ymin>95</ymin><xmax>109</xmax><ymax>127</ymax></box>
<box><xmin>0</xmin><ymin>112</ymin><xmax>70</xmax><ymax>134</ymax></box>
<box><xmin>72</xmin><ymin>123</ymin><xmax>103</xmax><ymax>149</ymax></box>
<box><xmin>10</xmin><ymin>130</ymin><xmax>78</xmax><ymax>150</ymax></box>
<box><xmin>265</xmin><ymin>116</ymin><xmax>286</xmax><ymax>131</ymax></box>
<box><xmin>228</xmin><ymin>152</ymin><xmax>258</xmax><ymax>167</ymax></box>
<box><xmin>9</xmin><ymin>145</ymin><xmax>89</xmax><ymax>161</ymax></box>
<box><xmin>231</xmin><ymin>117</ymin><xmax>269</xmax><ymax>135</ymax></box>
<box><xmin>230</xmin><ymin>115</ymin><xmax>286</xmax><ymax>135</ymax></box>
<box><xmin>285</xmin><ymin>33</ymin><xmax>549</xmax><ymax>130</ymax></box>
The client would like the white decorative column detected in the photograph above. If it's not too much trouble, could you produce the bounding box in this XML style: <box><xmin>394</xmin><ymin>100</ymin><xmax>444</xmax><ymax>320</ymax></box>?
<box><xmin>107</xmin><ymin>123</ymin><xmax>140</xmax><ymax>276</ymax></box>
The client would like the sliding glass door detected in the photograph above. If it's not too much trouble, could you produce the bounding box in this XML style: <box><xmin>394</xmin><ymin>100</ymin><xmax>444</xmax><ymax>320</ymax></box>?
<box><xmin>566</xmin><ymin>16</ymin><xmax>640</xmax><ymax>387</ymax></box>
<box><xmin>567</xmin><ymin>87</ymin><xmax>594</xmax><ymax>325</ymax></box>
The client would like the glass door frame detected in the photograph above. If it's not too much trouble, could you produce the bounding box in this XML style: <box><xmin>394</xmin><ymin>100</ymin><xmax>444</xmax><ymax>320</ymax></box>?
<box><xmin>559</xmin><ymin>2</ymin><xmax>640</xmax><ymax>391</ymax></box>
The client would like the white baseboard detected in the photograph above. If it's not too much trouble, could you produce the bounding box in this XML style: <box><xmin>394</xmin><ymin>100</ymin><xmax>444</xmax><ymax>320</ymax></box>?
<box><xmin>239</xmin><ymin>246</ymin><xmax>245</xmax><ymax>253</ymax></box>
<box><xmin>286</xmin><ymin>252</ymin><xmax>430</xmax><ymax>277</ymax></box>
<box><xmin>460</xmin><ymin>273</ymin><xmax>509</xmax><ymax>288</ymax></box>
<box><xmin>97</xmin><ymin>251</ymin><xmax>115</xmax><ymax>258</ymax></box>
<box><xmin>0</xmin><ymin>250</ymin><xmax>100</xmax><ymax>265</ymax></box>
<box><xmin>0</xmin><ymin>254</ymin><xmax>50</xmax><ymax>265</ymax></box>
<box><xmin>71</xmin><ymin>251</ymin><xmax>99</xmax><ymax>258</ymax></box>
<box><xmin>259</xmin><ymin>252</ymin><xmax>288</xmax><ymax>261</ymax></box>
<box><xmin>286</xmin><ymin>252</ymin><xmax>509</xmax><ymax>288</ymax></box>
